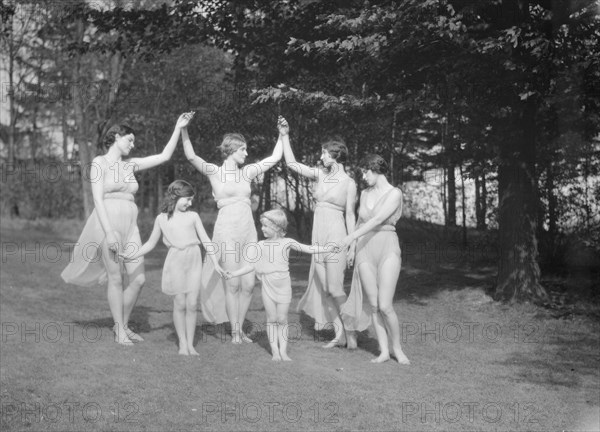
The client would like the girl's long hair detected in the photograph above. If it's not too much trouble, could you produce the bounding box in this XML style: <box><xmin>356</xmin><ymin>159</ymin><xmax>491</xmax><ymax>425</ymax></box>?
<box><xmin>161</xmin><ymin>180</ymin><xmax>195</xmax><ymax>219</ymax></box>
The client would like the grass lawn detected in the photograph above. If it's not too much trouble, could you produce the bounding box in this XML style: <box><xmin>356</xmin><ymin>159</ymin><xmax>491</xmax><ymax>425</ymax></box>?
<box><xmin>1</xmin><ymin>217</ymin><xmax>598</xmax><ymax>431</ymax></box>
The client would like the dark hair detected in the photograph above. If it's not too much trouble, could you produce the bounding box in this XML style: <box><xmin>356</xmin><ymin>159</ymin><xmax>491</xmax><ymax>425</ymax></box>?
<box><xmin>161</xmin><ymin>180</ymin><xmax>195</xmax><ymax>219</ymax></box>
<box><xmin>218</xmin><ymin>133</ymin><xmax>246</xmax><ymax>159</ymax></box>
<box><xmin>322</xmin><ymin>140</ymin><xmax>348</xmax><ymax>165</ymax></box>
<box><xmin>98</xmin><ymin>124</ymin><xmax>135</xmax><ymax>153</ymax></box>
<box><xmin>359</xmin><ymin>154</ymin><xmax>389</xmax><ymax>175</ymax></box>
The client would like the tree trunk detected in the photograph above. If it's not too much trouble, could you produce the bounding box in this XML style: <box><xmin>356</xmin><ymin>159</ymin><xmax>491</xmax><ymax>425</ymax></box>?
<box><xmin>495</xmin><ymin>101</ymin><xmax>548</xmax><ymax>302</ymax></box>
<box><xmin>459</xmin><ymin>164</ymin><xmax>467</xmax><ymax>246</ymax></box>
<box><xmin>481</xmin><ymin>171</ymin><xmax>487</xmax><ymax>230</ymax></box>
<box><xmin>72</xmin><ymin>18</ymin><xmax>94</xmax><ymax>217</ymax></box>
<box><xmin>447</xmin><ymin>164</ymin><xmax>456</xmax><ymax>226</ymax></box>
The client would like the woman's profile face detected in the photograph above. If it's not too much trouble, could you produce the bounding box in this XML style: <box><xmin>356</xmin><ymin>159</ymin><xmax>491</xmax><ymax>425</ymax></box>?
<box><xmin>320</xmin><ymin>148</ymin><xmax>335</xmax><ymax>167</ymax></box>
<box><xmin>361</xmin><ymin>168</ymin><xmax>377</xmax><ymax>187</ymax></box>
<box><xmin>115</xmin><ymin>133</ymin><xmax>135</xmax><ymax>155</ymax></box>
<box><xmin>231</xmin><ymin>144</ymin><xmax>248</xmax><ymax>165</ymax></box>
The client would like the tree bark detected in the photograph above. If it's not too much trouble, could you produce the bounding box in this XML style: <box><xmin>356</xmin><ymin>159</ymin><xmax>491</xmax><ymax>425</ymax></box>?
<box><xmin>495</xmin><ymin>100</ymin><xmax>548</xmax><ymax>302</ymax></box>
<box><xmin>447</xmin><ymin>164</ymin><xmax>456</xmax><ymax>226</ymax></box>
<box><xmin>72</xmin><ymin>18</ymin><xmax>94</xmax><ymax>217</ymax></box>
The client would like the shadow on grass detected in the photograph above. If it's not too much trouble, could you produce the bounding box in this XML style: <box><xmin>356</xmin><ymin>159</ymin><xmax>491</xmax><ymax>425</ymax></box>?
<box><xmin>74</xmin><ymin>305</ymin><xmax>154</xmax><ymax>336</ymax></box>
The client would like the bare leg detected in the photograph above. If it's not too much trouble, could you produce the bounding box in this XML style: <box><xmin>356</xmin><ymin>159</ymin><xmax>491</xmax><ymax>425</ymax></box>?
<box><xmin>277</xmin><ymin>303</ymin><xmax>291</xmax><ymax>361</ymax></box>
<box><xmin>237</xmin><ymin>273</ymin><xmax>256</xmax><ymax>343</ymax></box>
<box><xmin>223</xmin><ymin>276</ymin><xmax>242</xmax><ymax>344</ymax></box>
<box><xmin>186</xmin><ymin>290</ymin><xmax>200</xmax><ymax>355</ymax></box>
<box><xmin>123</xmin><ymin>258</ymin><xmax>145</xmax><ymax>341</ymax></box>
<box><xmin>102</xmin><ymin>245</ymin><xmax>132</xmax><ymax>346</ymax></box>
<box><xmin>378</xmin><ymin>257</ymin><xmax>409</xmax><ymax>364</ymax></box>
<box><xmin>357</xmin><ymin>262</ymin><xmax>389</xmax><ymax>363</ymax></box>
<box><xmin>173</xmin><ymin>294</ymin><xmax>188</xmax><ymax>355</ymax></box>
<box><xmin>262</xmin><ymin>290</ymin><xmax>281</xmax><ymax>361</ymax></box>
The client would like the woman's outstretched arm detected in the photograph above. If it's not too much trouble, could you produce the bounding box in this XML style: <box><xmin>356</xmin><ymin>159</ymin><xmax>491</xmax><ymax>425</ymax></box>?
<box><xmin>130</xmin><ymin>112</ymin><xmax>193</xmax><ymax>171</ymax></box>
<box><xmin>181</xmin><ymin>127</ymin><xmax>220</xmax><ymax>177</ymax></box>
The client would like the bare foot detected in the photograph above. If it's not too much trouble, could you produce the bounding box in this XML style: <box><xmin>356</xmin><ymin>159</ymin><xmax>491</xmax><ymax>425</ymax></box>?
<box><xmin>370</xmin><ymin>353</ymin><xmax>390</xmax><ymax>363</ymax></box>
<box><xmin>347</xmin><ymin>332</ymin><xmax>357</xmax><ymax>350</ymax></box>
<box><xmin>241</xmin><ymin>333</ymin><xmax>253</xmax><ymax>343</ymax></box>
<box><xmin>188</xmin><ymin>346</ymin><xmax>200</xmax><ymax>356</ymax></box>
<box><xmin>322</xmin><ymin>337</ymin><xmax>346</xmax><ymax>349</ymax></box>
<box><xmin>178</xmin><ymin>347</ymin><xmax>189</xmax><ymax>355</ymax></box>
<box><xmin>124</xmin><ymin>326</ymin><xmax>144</xmax><ymax>342</ymax></box>
<box><xmin>271</xmin><ymin>354</ymin><xmax>282</xmax><ymax>361</ymax></box>
<box><xmin>392</xmin><ymin>348</ymin><xmax>410</xmax><ymax>364</ymax></box>
<box><xmin>281</xmin><ymin>353</ymin><xmax>292</xmax><ymax>361</ymax></box>
<box><xmin>112</xmin><ymin>325</ymin><xmax>134</xmax><ymax>346</ymax></box>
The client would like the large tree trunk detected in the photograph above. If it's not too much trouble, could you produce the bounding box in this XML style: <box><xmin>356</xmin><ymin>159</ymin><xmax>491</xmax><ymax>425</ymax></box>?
<box><xmin>495</xmin><ymin>101</ymin><xmax>548</xmax><ymax>302</ymax></box>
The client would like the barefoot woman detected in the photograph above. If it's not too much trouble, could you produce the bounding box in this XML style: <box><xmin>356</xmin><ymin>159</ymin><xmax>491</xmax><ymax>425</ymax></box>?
<box><xmin>182</xmin><ymin>118</ymin><xmax>285</xmax><ymax>344</ymax></box>
<box><xmin>61</xmin><ymin>113</ymin><xmax>194</xmax><ymax>345</ymax></box>
<box><xmin>283</xmin><ymin>134</ymin><xmax>357</xmax><ymax>348</ymax></box>
<box><xmin>339</xmin><ymin>154</ymin><xmax>410</xmax><ymax>364</ymax></box>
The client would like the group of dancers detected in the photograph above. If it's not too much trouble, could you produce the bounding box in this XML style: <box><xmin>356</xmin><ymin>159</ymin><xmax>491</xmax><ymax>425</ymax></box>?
<box><xmin>61</xmin><ymin>113</ymin><xmax>410</xmax><ymax>364</ymax></box>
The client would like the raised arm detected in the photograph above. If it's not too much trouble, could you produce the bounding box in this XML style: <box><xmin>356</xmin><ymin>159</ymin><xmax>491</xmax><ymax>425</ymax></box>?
<box><xmin>121</xmin><ymin>216</ymin><xmax>162</xmax><ymax>261</ymax></box>
<box><xmin>129</xmin><ymin>112</ymin><xmax>194</xmax><ymax>171</ymax></box>
<box><xmin>346</xmin><ymin>189</ymin><xmax>402</xmax><ymax>244</ymax></box>
<box><xmin>182</xmin><ymin>127</ymin><xmax>219</xmax><ymax>176</ymax></box>
<box><xmin>244</xmin><ymin>116</ymin><xmax>290</xmax><ymax>181</ymax></box>
<box><xmin>90</xmin><ymin>156</ymin><xmax>120</xmax><ymax>253</ymax></box>
<box><xmin>282</xmin><ymin>123</ymin><xmax>319</xmax><ymax>181</ymax></box>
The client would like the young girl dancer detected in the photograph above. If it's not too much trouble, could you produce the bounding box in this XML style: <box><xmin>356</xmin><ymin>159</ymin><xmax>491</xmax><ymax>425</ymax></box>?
<box><xmin>122</xmin><ymin>180</ymin><xmax>225</xmax><ymax>355</ymax></box>
<box><xmin>225</xmin><ymin>209</ymin><xmax>335</xmax><ymax>361</ymax></box>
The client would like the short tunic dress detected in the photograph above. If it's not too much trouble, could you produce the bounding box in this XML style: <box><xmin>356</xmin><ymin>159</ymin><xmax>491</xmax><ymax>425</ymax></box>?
<box><xmin>341</xmin><ymin>187</ymin><xmax>403</xmax><ymax>331</ymax></box>
<box><xmin>157</xmin><ymin>213</ymin><xmax>202</xmax><ymax>296</ymax></box>
<box><xmin>296</xmin><ymin>175</ymin><xmax>354</xmax><ymax>326</ymax></box>
<box><xmin>255</xmin><ymin>239</ymin><xmax>294</xmax><ymax>304</ymax></box>
<box><xmin>61</xmin><ymin>157</ymin><xmax>140</xmax><ymax>287</ymax></box>
<box><xmin>200</xmin><ymin>180</ymin><xmax>258</xmax><ymax>323</ymax></box>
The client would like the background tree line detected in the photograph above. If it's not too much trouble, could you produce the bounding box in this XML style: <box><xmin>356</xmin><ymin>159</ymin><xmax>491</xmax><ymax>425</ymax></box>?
<box><xmin>1</xmin><ymin>0</ymin><xmax>599</xmax><ymax>303</ymax></box>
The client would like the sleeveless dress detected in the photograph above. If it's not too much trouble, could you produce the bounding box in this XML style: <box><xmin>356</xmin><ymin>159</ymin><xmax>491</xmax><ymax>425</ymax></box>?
<box><xmin>340</xmin><ymin>187</ymin><xmax>403</xmax><ymax>331</ymax></box>
<box><xmin>296</xmin><ymin>175</ymin><xmax>353</xmax><ymax>326</ymax></box>
<box><xmin>255</xmin><ymin>239</ymin><xmax>293</xmax><ymax>304</ymax></box>
<box><xmin>200</xmin><ymin>180</ymin><xmax>258</xmax><ymax>323</ymax></box>
<box><xmin>61</xmin><ymin>158</ymin><xmax>140</xmax><ymax>287</ymax></box>
<box><xmin>157</xmin><ymin>213</ymin><xmax>202</xmax><ymax>296</ymax></box>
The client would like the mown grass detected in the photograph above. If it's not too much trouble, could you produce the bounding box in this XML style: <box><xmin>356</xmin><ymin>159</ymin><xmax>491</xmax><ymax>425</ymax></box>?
<box><xmin>1</xmin><ymin>216</ymin><xmax>598</xmax><ymax>431</ymax></box>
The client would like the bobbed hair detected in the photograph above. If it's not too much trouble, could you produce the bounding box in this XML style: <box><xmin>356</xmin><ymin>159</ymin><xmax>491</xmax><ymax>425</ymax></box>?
<box><xmin>260</xmin><ymin>209</ymin><xmax>288</xmax><ymax>236</ymax></box>
<box><xmin>359</xmin><ymin>153</ymin><xmax>389</xmax><ymax>175</ymax></box>
<box><xmin>218</xmin><ymin>133</ymin><xmax>247</xmax><ymax>159</ymax></box>
<box><xmin>98</xmin><ymin>124</ymin><xmax>135</xmax><ymax>153</ymax></box>
<box><xmin>322</xmin><ymin>140</ymin><xmax>348</xmax><ymax>165</ymax></box>
<box><xmin>161</xmin><ymin>180</ymin><xmax>196</xmax><ymax>219</ymax></box>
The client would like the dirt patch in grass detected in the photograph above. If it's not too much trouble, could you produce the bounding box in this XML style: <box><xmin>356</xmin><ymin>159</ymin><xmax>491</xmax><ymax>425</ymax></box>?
<box><xmin>1</xmin><ymin>218</ymin><xmax>599</xmax><ymax>431</ymax></box>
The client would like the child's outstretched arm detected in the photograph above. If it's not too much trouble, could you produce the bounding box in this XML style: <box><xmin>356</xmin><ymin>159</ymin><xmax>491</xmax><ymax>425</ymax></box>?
<box><xmin>288</xmin><ymin>239</ymin><xmax>336</xmax><ymax>255</ymax></box>
<box><xmin>120</xmin><ymin>216</ymin><xmax>162</xmax><ymax>261</ymax></box>
<box><xmin>226</xmin><ymin>265</ymin><xmax>254</xmax><ymax>279</ymax></box>
<box><xmin>193</xmin><ymin>213</ymin><xmax>226</xmax><ymax>277</ymax></box>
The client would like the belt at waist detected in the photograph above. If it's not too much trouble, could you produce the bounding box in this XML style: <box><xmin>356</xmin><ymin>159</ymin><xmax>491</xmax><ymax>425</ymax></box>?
<box><xmin>315</xmin><ymin>201</ymin><xmax>344</xmax><ymax>212</ymax></box>
<box><xmin>166</xmin><ymin>241</ymin><xmax>201</xmax><ymax>251</ymax></box>
<box><xmin>216</xmin><ymin>197</ymin><xmax>251</xmax><ymax>209</ymax></box>
<box><xmin>104</xmin><ymin>192</ymin><xmax>135</xmax><ymax>202</ymax></box>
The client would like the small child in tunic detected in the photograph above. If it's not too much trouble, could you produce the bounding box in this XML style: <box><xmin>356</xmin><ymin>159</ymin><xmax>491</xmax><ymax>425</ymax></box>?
<box><xmin>121</xmin><ymin>180</ymin><xmax>225</xmax><ymax>355</ymax></box>
<box><xmin>225</xmin><ymin>209</ymin><xmax>334</xmax><ymax>361</ymax></box>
